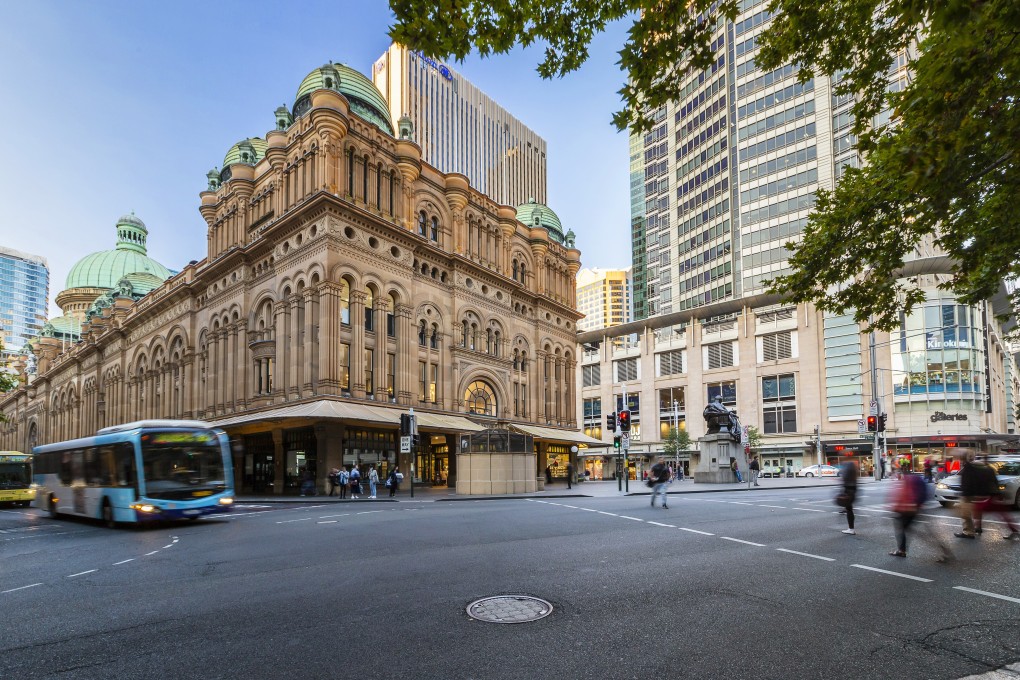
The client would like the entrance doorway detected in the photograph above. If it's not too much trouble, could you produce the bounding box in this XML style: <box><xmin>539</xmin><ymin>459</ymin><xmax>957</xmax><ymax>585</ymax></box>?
<box><xmin>415</xmin><ymin>435</ymin><xmax>450</xmax><ymax>486</ymax></box>
<box><xmin>243</xmin><ymin>432</ymin><xmax>275</xmax><ymax>493</ymax></box>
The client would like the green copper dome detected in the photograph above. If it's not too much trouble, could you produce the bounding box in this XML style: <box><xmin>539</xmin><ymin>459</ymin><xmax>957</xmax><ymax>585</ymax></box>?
<box><xmin>222</xmin><ymin>137</ymin><xmax>268</xmax><ymax>168</ymax></box>
<box><xmin>516</xmin><ymin>198</ymin><xmax>564</xmax><ymax>244</ymax></box>
<box><xmin>294</xmin><ymin>62</ymin><xmax>394</xmax><ymax>135</ymax></box>
<box><xmin>65</xmin><ymin>214</ymin><xmax>172</xmax><ymax>289</ymax></box>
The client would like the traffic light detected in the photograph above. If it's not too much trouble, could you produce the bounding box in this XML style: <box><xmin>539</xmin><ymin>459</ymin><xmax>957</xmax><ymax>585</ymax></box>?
<box><xmin>866</xmin><ymin>415</ymin><xmax>877</xmax><ymax>432</ymax></box>
<box><xmin>619</xmin><ymin>409</ymin><xmax>631</xmax><ymax>433</ymax></box>
<box><xmin>606</xmin><ymin>412</ymin><xmax>617</xmax><ymax>433</ymax></box>
<box><xmin>613</xmin><ymin>436</ymin><xmax>621</xmax><ymax>450</ymax></box>
<box><xmin>400</xmin><ymin>412</ymin><xmax>419</xmax><ymax>445</ymax></box>
<box><xmin>878</xmin><ymin>414</ymin><xmax>887</xmax><ymax>432</ymax></box>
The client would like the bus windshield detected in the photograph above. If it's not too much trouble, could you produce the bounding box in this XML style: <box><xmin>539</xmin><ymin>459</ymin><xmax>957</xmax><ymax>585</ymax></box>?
<box><xmin>0</xmin><ymin>461</ymin><xmax>32</xmax><ymax>489</ymax></box>
<box><xmin>141</xmin><ymin>431</ymin><xmax>227</xmax><ymax>499</ymax></box>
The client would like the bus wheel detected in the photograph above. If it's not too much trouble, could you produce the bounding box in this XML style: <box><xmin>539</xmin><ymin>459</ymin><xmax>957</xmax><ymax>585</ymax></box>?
<box><xmin>48</xmin><ymin>495</ymin><xmax>58</xmax><ymax>518</ymax></box>
<box><xmin>101</xmin><ymin>499</ymin><xmax>115</xmax><ymax>528</ymax></box>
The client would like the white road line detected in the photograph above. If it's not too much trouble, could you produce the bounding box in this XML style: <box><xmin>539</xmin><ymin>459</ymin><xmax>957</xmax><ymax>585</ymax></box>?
<box><xmin>793</xmin><ymin>508</ymin><xmax>829</xmax><ymax>513</ymax></box>
<box><xmin>113</xmin><ymin>559</ymin><xmax>134</xmax><ymax>565</ymax></box>
<box><xmin>580</xmin><ymin>508</ymin><xmax>599</xmax><ymax>512</ymax></box>
<box><xmin>598</xmin><ymin>511</ymin><xmax>618</xmax><ymax>516</ymax></box>
<box><xmin>67</xmin><ymin>569</ymin><xmax>97</xmax><ymax>578</ymax></box>
<box><xmin>952</xmin><ymin>586</ymin><xmax>1020</xmax><ymax>605</ymax></box>
<box><xmin>145</xmin><ymin>551</ymin><xmax>159</xmax><ymax>556</ymax></box>
<box><xmin>561</xmin><ymin>505</ymin><xmax>578</xmax><ymax>509</ymax></box>
<box><xmin>356</xmin><ymin>511</ymin><xmax>383</xmax><ymax>515</ymax></box>
<box><xmin>776</xmin><ymin>548</ymin><xmax>835</xmax><ymax>562</ymax></box>
<box><xmin>318</xmin><ymin>514</ymin><xmax>350</xmax><ymax>519</ymax></box>
<box><xmin>850</xmin><ymin>564</ymin><xmax>933</xmax><ymax>582</ymax></box>
<box><xmin>722</xmin><ymin>537</ymin><xmax>766</xmax><ymax>547</ymax></box>
<box><xmin>618</xmin><ymin>516</ymin><xmax>643</xmax><ymax>522</ymax></box>
<box><xmin>317</xmin><ymin>520</ymin><xmax>338</xmax><ymax>524</ymax></box>
<box><xmin>730</xmin><ymin>502</ymin><xmax>755</xmax><ymax>506</ymax></box>
<box><xmin>162</xmin><ymin>544</ymin><xmax>173</xmax><ymax>549</ymax></box>
<box><xmin>647</xmin><ymin>521</ymin><xmax>676</xmax><ymax>528</ymax></box>
<box><xmin>2</xmin><ymin>583</ymin><xmax>41</xmax><ymax>594</ymax></box>
<box><xmin>678</xmin><ymin>528</ymin><xmax>714</xmax><ymax>536</ymax></box>
<box><xmin>759</xmin><ymin>505</ymin><xmax>788</xmax><ymax>509</ymax></box>
<box><xmin>276</xmin><ymin>518</ymin><xmax>313</xmax><ymax>523</ymax></box>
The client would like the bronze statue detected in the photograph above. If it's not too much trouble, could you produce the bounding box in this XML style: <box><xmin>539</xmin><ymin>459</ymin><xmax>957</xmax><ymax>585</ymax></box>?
<box><xmin>703</xmin><ymin>395</ymin><xmax>742</xmax><ymax>443</ymax></box>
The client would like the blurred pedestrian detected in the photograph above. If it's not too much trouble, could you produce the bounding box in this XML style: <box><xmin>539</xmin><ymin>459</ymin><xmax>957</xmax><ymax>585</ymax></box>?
<box><xmin>349</xmin><ymin>465</ymin><xmax>361</xmax><ymax>499</ymax></box>
<box><xmin>839</xmin><ymin>460</ymin><xmax>859</xmax><ymax>535</ymax></box>
<box><xmin>567</xmin><ymin>462</ymin><xmax>574</xmax><ymax>490</ymax></box>
<box><xmin>955</xmin><ymin>453</ymin><xmax>984</xmax><ymax>539</ymax></box>
<box><xmin>749</xmin><ymin>455</ymin><xmax>761</xmax><ymax>486</ymax></box>
<box><xmin>368</xmin><ymin>464</ymin><xmax>379</xmax><ymax>499</ymax></box>
<box><xmin>879</xmin><ymin>456</ymin><xmax>886</xmax><ymax>480</ymax></box>
<box><xmin>890</xmin><ymin>463</ymin><xmax>952</xmax><ymax>561</ymax></box>
<box><xmin>973</xmin><ymin>457</ymin><xmax>1019</xmax><ymax>539</ymax></box>
<box><xmin>923</xmin><ymin>457</ymin><xmax>933</xmax><ymax>483</ymax></box>
<box><xmin>327</xmin><ymin>468</ymin><xmax>340</xmax><ymax>496</ymax></box>
<box><xmin>388</xmin><ymin>467</ymin><xmax>400</xmax><ymax>497</ymax></box>
<box><xmin>649</xmin><ymin>456</ymin><xmax>670</xmax><ymax>509</ymax></box>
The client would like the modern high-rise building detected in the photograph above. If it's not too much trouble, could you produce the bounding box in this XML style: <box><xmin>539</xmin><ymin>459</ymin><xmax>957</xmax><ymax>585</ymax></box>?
<box><xmin>0</xmin><ymin>246</ymin><xmax>49</xmax><ymax>358</ymax></box>
<box><xmin>373</xmin><ymin>44</ymin><xmax>547</xmax><ymax>207</ymax></box>
<box><xmin>629</xmin><ymin>2</ymin><xmax>910</xmax><ymax>320</ymax></box>
<box><xmin>576</xmin><ymin>267</ymin><xmax>632</xmax><ymax>332</ymax></box>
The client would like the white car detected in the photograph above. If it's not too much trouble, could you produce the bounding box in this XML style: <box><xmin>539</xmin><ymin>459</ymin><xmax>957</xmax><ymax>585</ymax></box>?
<box><xmin>796</xmin><ymin>464</ymin><xmax>841</xmax><ymax>478</ymax></box>
<box><xmin>935</xmin><ymin>457</ymin><xmax>1020</xmax><ymax>509</ymax></box>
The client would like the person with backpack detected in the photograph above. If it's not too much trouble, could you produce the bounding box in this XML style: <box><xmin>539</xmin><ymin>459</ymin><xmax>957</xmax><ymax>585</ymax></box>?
<box><xmin>387</xmin><ymin>467</ymin><xmax>400</xmax><ymax>497</ymax></box>
<box><xmin>889</xmin><ymin>462</ymin><xmax>952</xmax><ymax>561</ymax></box>
<box><xmin>349</xmin><ymin>465</ymin><xmax>362</xmax><ymax>499</ymax></box>
<box><xmin>649</xmin><ymin>456</ymin><xmax>671</xmax><ymax>509</ymax></box>
<box><xmin>336</xmin><ymin>467</ymin><xmax>349</xmax><ymax>499</ymax></box>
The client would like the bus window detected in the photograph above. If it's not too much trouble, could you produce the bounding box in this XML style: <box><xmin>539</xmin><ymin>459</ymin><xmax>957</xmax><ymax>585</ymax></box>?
<box><xmin>60</xmin><ymin>451</ymin><xmax>74</xmax><ymax>485</ymax></box>
<box><xmin>116</xmin><ymin>443</ymin><xmax>136</xmax><ymax>487</ymax></box>
<box><xmin>85</xmin><ymin>447</ymin><xmax>101</xmax><ymax>486</ymax></box>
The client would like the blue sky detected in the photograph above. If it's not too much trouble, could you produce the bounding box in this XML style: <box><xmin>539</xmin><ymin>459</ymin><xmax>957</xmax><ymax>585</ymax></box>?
<box><xmin>0</xmin><ymin>1</ymin><xmax>632</xmax><ymax>317</ymax></box>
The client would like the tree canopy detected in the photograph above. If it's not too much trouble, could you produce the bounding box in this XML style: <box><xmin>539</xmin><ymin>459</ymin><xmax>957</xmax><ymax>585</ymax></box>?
<box><xmin>388</xmin><ymin>0</ymin><xmax>1020</xmax><ymax>328</ymax></box>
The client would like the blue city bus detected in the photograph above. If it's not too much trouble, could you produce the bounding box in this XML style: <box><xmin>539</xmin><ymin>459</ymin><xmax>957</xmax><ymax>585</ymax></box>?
<box><xmin>33</xmin><ymin>420</ymin><xmax>234</xmax><ymax>526</ymax></box>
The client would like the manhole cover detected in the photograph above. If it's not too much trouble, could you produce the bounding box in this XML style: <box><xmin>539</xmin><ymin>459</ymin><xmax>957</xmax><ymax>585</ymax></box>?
<box><xmin>466</xmin><ymin>595</ymin><xmax>553</xmax><ymax>624</ymax></box>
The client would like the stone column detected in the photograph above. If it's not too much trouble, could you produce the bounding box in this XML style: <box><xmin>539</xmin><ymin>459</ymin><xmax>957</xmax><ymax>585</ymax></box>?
<box><xmin>274</xmin><ymin>301</ymin><xmax>289</xmax><ymax>400</ymax></box>
<box><xmin>349</xmin><ymin>290</ymin><xmax>367</xmax><ymax>398</ymax></box>
<box><xmin>303</xmin><ymin>288</ymin><xmax>318</xmax><ymax>394</ymax></box>
<box><xmin>373</xmin><ymin>298</ymin><xmax>388</xmax><ymax>400</ymax></box>
<box><xmin>272</xmin><ymin>428</ymin><xmax>285</xmax><ymax>495</ymax></box>
<box><xmin>289</xmin><ymin>295</ymin><xmax>302</xmax><ymax>398</ymax></box>
<box><xmin>181</xmin><ymin>355</ymin><xmax>193</xmax><ymax>418</ymax></box>
<box><xmin>225</xmin><ymin>324</ymin><xmax>237</xmax><ymax>412</ymax></box>
<box><xmin>317</xmin><ymin>283</ymin><xmax>341</xmax><ymax>394</ymax></box>
<box><xmin>395</xmin><ymin>304</ymin><xmax>414</xmax><ymax>406</ymax></box>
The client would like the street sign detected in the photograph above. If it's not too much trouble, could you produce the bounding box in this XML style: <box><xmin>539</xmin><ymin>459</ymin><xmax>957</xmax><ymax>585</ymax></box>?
<box><xmin>857</xmin><ymin>419</ymin><xmax>866</xmax><ymax>434</ymax></box>
<box><xmin>400</xmin><ymin>435</ymin><xmax>411</xmax><ymax>453</ymax></box>
<box><xmin>621</xmin><ymin>434</ymin><xmax>631</xmax><ymax>449</ymax></box>
<box><xmin>869</xmin><ymin>400</ymin><xmax>878</xmax><ymax>416</ymax></box>
<box><xmin>740</xmin><ymin>425</ymin><xmax>749</xmax><ymax>445</ymax></box>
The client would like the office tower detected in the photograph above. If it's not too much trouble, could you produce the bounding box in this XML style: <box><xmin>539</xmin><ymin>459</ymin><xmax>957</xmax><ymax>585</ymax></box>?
<box><xmin>0</xmin><ymin>246</ymin><xmax>49</xmax><ymax>358</ymax></box>
<box><xmin>576</xmin><ymin>268</ymin><xmax>632</xmax><ymax>332</ymax></box>
<box><xmin>373</xmin><ymin>44</ymin><xmax>547</xmax><ymax>207</ymax></box>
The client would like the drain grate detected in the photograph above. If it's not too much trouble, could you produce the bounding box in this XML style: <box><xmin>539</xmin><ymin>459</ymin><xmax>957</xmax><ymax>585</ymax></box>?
<box><xmin>466</xmin><ymin>595</ymin><xmax>553</xmax><ymax>624</ymax></box>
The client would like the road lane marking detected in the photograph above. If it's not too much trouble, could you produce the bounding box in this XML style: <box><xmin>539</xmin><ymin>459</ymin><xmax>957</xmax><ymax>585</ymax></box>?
<box><xmin>580</xmin><ymin>508</ymin><xmax>599</xmax><ymax>512</ymax></box>
<box><xmin>2</xmin><ymin>583</ymin><xmax>42</xmax><ymax>593</ymax></box>
<box><xmin>598</xmin><ymin>511</ymin><xmax>618</xmax><ymax>516</ymax></box>
<box><xmin>953</xmin><ymin>586</ymin><xmax>1020</xmax><ymax>605</ymax></box>
<box><xmin>851</xmin><ymin>564</ymin><xmax>932</xmax><ymax>582</ymax></box>
<box><xmin>317</xmin><ymin>520</ymin><xmax>338</xmax><ymax>524</ymax></box>
<box><xmin>162</xmin><ymin>544</ymin><xmax>173</xmax><ymax>549</ymax></box>
<box><xmin>679</xmin><ymin>528</ymin><xmax>714</xmax><ymax>536</ymax></box>
<box><xmin>67</xmin><ymin>570</ymin><xmax>97</xmax><ymax>578</ymax></box>
<box><xmin>145</xmin><ymin>551</ymin><xmax>159</xmax><ymax>556</ymax></box>
<box><xmin>319</xmin><ymin>514</ymin><xmax>351</xmax><ymax>519</ymax></box>
<box><xmin>759</xmin><ymin>505</ymin><xmax>788</xmax><ymax>509</ymax></box>
<box><xmin>113</xmin><ymin>559</ymin><xmax>134</xmax><ymax>565</ymax></box>
<box><xmin>648</xmin><ymin>522</ymin><xmax>676</xmax><ymax>528</ymax></box>
<box><xmin>793</xmin><ymin>508</ymin><xmax>829</xmax><ymax>513</ymax></box>
<box><xmin>276</xmin><ymin>518</ymin><xmax>313</xmax><ymax>523</ymax></box>
<box><xmin>561</xmin><ymin>505</ymin><xmax>579</xmax><ymax>509</ymax></box>
<box><xmin>776</xmin><ymin>548</ymin><xmax>835</xmax><ymax>562</ymax></box>
<box><xmin>356</xmin><ymin>511</ymin><xmax>383</xmax><ymax>515</ymax></box>
<box><xmin>722</xmin><ymin>537</ymin><xmax>766</xmax><ymax>547</ymax></box>
<box><xmin>618</xmin><ymin>515</ymin><xmax>643</xmax><ymax>522</ymax></box>
<box><xmin>730</xmin><ymin>502</ymin><xmax>754</xmax><ymax>506</ymax></box>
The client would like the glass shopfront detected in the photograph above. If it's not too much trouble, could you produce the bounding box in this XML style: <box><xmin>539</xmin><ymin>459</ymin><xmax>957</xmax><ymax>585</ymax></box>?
<box><xmin>344</xmin><ymin>428</ymin><xmax>397</xmax><ymax>479</ymax></box>
<box><xmin>415</xmin><ymin>434</ymin><xmax>450</xmax><ymax>486</ymax></box>
<box><xmin>546</xmin><ymin>444</ymin><xmax>572</xmax><ymax>481</ymax></box>
<box><xmin>284</xmin><ymin>427</ymin><xmax>317</xmax><ymax>495</ymax></box>
<box><xmin>892</xmin><ymin>300</ymin><xmax>985</xmax><ymax>399</ymax></box>
<box><xmin>890</xmin><ymin>442</ymin><xmax>978</xmax><ymax>473</ymax></box>
<box><xmin>242</xmin><ymin>432</ymin><xmax>275</xmax><ymax>493</ymax></box>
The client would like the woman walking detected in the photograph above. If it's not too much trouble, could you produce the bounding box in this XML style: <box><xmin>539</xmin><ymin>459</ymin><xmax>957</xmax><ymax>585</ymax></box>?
<box><xmin>839</xmin><ymin>460</ymin><xmax>858</xmax><ymax>535</ymax></box>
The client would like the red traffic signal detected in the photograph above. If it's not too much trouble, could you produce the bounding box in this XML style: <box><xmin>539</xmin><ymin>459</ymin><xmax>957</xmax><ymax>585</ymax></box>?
<box><xmin>866</xmin><ymin>416</ymin><xmax>877</xmax><ymax>432</ymax></box>
<box><xmin>619</xmin><ymin>410</ymin><xmax>631</xmax><ymax>432</ymax></box>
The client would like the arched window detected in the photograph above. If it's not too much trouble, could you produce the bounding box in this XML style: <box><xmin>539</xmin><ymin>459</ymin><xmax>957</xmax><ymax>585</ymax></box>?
<box><xmin>512</xmin><ymin>260</ymin><xmax>519</xmax><ymax>280</ymax></box>
<box><xmin>430</xmin><ymin>324</ymin><xmax>439</xmax><ymax>349</ymax></box>
<box><xmin>430</xmin><ymin>216</ymin><xmax>439</xmax><ymax>241</ymax></box>
<box><xmin>418</xmin><ymin>321</ymin><xmax>427</xmax><ymax>346</ymax></box>
<box><xmin>519</xmin><ymin>263</ymin><xmax>527</xmax><ymax>283</ymax></box>
<box><xmin>389</xmin><ymin>170</ymin><xmax>396</xmax><ymax>214</ymax></box>
<box><xmin>362</xmin><ymin>155</ymin><xmax>369</xmax><ymax>200</ymax></box>
<box><xmin>470</xmin><ymin>323</ymin><xmax>478</xmax><ymax>351</ymax></box>
<box><xmin>346</xmin><ymin>148</ymin><xmax>355</xmax><ymax>196</ymax></box>
<box><xmin>340</xmin><ymin>280</ymin><xmax>350</xmax><ymax>325</ymax></box>
<box><xmin>486</xmin><ymin>329</ymin><xmax>493</xmax><ymax>354</ymax></box>
<box><xmin>376</xmin><ymin>164</ymin><xmax>382</xmax><ymax>208</ymax></box>
<box><xmin>462</xmin><ymin>321</ymin><xmax>469</xmax><ymax>348</ymax></box>
<box><xmin>364</xmin><ymin>287</ymin><xmax>374</xmax><ymax>332</ymax></box>
<box><xmin>387</xmin><ymin>293</ymin><xmax>397</xmax><ymax>337</ymax></box>
<box><xmin>513</xmin><ymin>350</ymin><xmax>520</xmax><ymax>370</ymax></box>
<box><xmin>493</xmin><ymin>331</ymin><xmax>501</xmax><ymax>358</ymax></box>
<box><xmin>418</xmin><ymin>211</ymin><xmax>427</xmax><ymax>237</ymax></box>
<box><xmin>464</xmin><ymin>380</ymin><xmax>497</xmax><ymax>416</ymax></box>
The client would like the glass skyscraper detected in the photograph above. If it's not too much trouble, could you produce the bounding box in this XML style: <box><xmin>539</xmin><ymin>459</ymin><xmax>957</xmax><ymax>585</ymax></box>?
<box><xmin>0</xmin><ymin>246</ymin><xmax>49</xmax><ymax>358</ymax></box>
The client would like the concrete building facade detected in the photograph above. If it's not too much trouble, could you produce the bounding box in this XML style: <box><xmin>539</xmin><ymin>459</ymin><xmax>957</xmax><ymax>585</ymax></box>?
<box><xmin>373</xmin><ymin>44</ymin><xmax>547</xmax><ymax>207</ymax></box>
<box><xmin>0</xmin><ymin>63</ymin><xmax>592</xmax><ymax>495</ymax></box>
<box><xmin>575</xmin><ymin>267</ymin><xmax>632</xmax><ymax>332</ymax></box>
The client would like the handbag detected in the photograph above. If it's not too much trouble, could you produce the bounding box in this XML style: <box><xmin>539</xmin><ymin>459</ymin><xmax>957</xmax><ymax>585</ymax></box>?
<box><xmin>834</xmin><ymin>493</ymin><xmax>849</xmax><ymax>508</ymax></box>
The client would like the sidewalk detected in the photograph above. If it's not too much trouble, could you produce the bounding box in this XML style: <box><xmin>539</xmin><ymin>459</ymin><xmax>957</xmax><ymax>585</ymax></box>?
<box><xmin>235</xmin><ymin>476</ymin><xmax>875</xmax><ymax>504</ymax></box>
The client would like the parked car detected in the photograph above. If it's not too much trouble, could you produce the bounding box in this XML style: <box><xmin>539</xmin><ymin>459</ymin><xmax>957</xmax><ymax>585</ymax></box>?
<box><xmin>796</xmin><ymin>464</ymin><xmax>841</xmax><ymax>478</ymax></box>
<box><xmin>935</xmin><ymin>457</ymin><xmax>1020</xmax><ymax>509</ymax></box>
<box><xmin>759</xmin><ymin>465</ymin><xmax>781</xmax><ymax>478</ymax></box>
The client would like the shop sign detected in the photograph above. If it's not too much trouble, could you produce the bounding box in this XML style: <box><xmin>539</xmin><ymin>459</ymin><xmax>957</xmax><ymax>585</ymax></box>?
<box><xmin>824</xmin><ymin>442</ymin><xmax>873</xmax><ymax>454</ymax></box>
<box><xmin>415</xmin><ymin>52</ymin><xmax>453</xmax><ymax>81</ymax></box>
<box><xmin>930</xmin><ymin>411</ymin><xmax>968</xmax><ymax>423</ymax></box>
<box><xmin>925</xmin><ymin>333</ymin><xmax>971</xmax><ymax>350</ymax></box>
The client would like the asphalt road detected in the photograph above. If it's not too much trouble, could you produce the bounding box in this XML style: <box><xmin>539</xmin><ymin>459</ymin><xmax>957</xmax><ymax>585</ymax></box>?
<box><xmin>2</xmin><ymin>485</ymin><xmax>1019</xmax><ymax>679</ymax></box>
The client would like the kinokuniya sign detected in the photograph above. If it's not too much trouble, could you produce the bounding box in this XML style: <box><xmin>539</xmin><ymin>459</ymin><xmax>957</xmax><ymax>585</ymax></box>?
<box><xmin>823</xmin><ymin>442</ymin><xmax>874</xmax><ymax>454</ymax></box>
<box><xmin>930</xmin><ymin>411</ymin><xmax>969</xmax><ymax>423</ymax></box>
<box><xmin>925</xmin><ymin>333</ymin><xmax>972</xmax><ymax>350</ymax></box>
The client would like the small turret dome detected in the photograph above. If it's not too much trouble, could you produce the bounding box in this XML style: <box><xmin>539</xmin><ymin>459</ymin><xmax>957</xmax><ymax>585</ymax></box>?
<box><xmin>515</xmin><ymin>198</ymin><xmax>565</xmax><ymax>244</ymax></box>
<box><xmin>222</xmin><ymin>137</ymin><xmax>268</xmax><ymax>169</ymax></box>
<box><xmin>293</xmin><ymin>62</ymin><xmax>394</xmax><ymax>135</ymax></box>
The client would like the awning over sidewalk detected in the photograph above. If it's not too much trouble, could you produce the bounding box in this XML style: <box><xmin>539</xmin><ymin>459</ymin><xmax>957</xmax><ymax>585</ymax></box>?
<box><xmin>209</xmin><ymin>399</ymin><xmax>484</xmax><ymax>432</ymax></box>
<box><xmin>510</xmin><ymin>424</ymin><xmax>610</xmax><ymax>447</ymax></box>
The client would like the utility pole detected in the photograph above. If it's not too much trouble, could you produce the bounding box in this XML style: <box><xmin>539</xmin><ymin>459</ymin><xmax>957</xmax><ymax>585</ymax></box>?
<box><xmin>869</xmin><ymin>329</ymin><xmax>881</xmax><ymax>481</ymax></box>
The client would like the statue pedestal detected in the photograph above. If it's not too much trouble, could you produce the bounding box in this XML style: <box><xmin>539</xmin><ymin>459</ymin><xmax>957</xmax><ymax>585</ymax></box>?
<box><xmin>694</xmin><ymin>432</ymin><xmax>742</xmax><ymax>484</ymax></box>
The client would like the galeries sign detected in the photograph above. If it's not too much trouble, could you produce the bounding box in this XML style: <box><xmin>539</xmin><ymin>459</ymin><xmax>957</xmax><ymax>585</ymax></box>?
<box><xmin>930</xmin><ymin>411</ymin><xmax>968</xmax><ymax>423</ymax></box>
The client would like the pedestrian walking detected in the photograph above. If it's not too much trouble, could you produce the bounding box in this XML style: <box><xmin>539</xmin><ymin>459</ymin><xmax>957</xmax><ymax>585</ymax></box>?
<box><xmin>368</xmin><ymin>464</ymin><xmax>379</xmax><ymax>499</ymax></box>
<box><xmin>890</xmin><ymin>463</ymin><xmax>952</xmax><ymax>561</ymax></box>
<box><xmin>838</xmin><ymin>460</ymin><xmax>858</xmax><ymax>535</ymax></box>
<box><xmin>349</xmin><ymin>465</ymin><xmax>362</xmax><ymax>499</ymax></box>
<box><xmin>879</xmin><ymin>456</ymin><xmax>886</xmax><ymax>480</ymax></box>
<box><xmin>749</xmin><ymin>455</ymin><xmax>761</xmax><ymax>486</ymax></box>
<box><xmin>328</xmin><ymin>468</ymin><xmax>342</xmax><ymax>496</ymax></box>
<box><xmin>299</xmin><ymin>467</ymin><xmax>316</xmax><ymax>497</ymax></box>
<box><xmin>388</xmin><ymin>467</ymin><xmax>400</xmax><ymax>497</ymax></box>
<box><xmin>337</xmin><ymin>467</ymin><xmax>349</xmax><ymax>499</ymax></box>
<box><xmin>955</xmin><ymin>453</ymin><xmax>985</xmax><ymax>539</ymax></box>
<box><xmin>973</xmin><ymin>457</ymin><xmax>1020</xmax><ymax>539</ymax></box>
<box><xmin>649</xmin><ymin>456</ymin><xmax>671</xmax><ymax>509</ymax></box>
<box><xmin>567</xmin><ymin>462</ymin><xmax>574</xmax><ymax>489</ymax></box>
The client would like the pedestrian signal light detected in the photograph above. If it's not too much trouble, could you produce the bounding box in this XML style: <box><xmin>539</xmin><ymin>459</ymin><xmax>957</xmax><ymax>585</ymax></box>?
<box><xmin>619</xmin><ymin>410</ymin><xmax>631</xmax><ymax>432</ymax></box>
<box><xmin>613</xmin><ymin>436</ymin><xmax>621</xmax><ymax>450</ymax></box>
<box><xmin>866</xmin><ymin>416</ymin><xmax>877</xmax><ymax>432</ymax></box>
<box><xmin>607</xmin><ymin>412</ymin><xmax>617</xmax><ymax>433</ymax></box>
